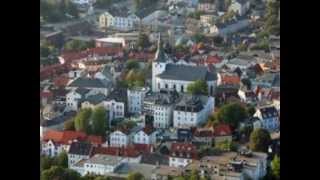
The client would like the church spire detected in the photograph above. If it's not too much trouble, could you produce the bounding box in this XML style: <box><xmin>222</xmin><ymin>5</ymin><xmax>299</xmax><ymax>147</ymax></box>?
<box><xmin>154</xmin><ymin>33</ymin><xmax>166</xmax><ymax>62</ymax></box>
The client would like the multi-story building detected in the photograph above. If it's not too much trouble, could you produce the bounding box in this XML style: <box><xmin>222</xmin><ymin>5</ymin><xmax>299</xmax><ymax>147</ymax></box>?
<box><xmin>173</xmin><ymin>95</ymin><xmax>214</xmax><ymax>128</ymax></box>
<box><xmin>99</xmin><ymin>10</ymin><xmax>140</xmax><ymax>31</ymax></box>
<box><xmin>254</xmin><ymin>106</ymin><xmax>279</xmax><ymax>132</ymax></box>
<box><xmin>68</xmin><ymin>142</ymin><xmax>93</xmax><ymax>168</ymax></box>
<box><xmin>133</xmin><ymin>126</ymin><xmax>157</xmax><ymax>145</ymax></box>
<box><xmin>127</xmin><ymin>87</ymin><xmax>150</xmax><ymax>114</ymax></box>
<box><xmin>197</xmin><ymin>2</ymin><xmax>216</xmax><ymax>13</ymax></box>
<box><xmin>109</xmin><ymin>126</ymin><xmax>141</xmax><ymax>147</ymax></box>
<box><xmin>229</xmin><ymin>0</ymin><xmax>250</xmax><ymax>16</ymax></box>
<box><xmin>101</xmin><ymin>88</ymin><xmax>127</xmax><ymax>121</ymax></box>
<box><xmin>143</xmin><ymin>89</ymin><xmax>181</xmax><ymax>128</ymax></box>
<box><xmin>66</xmin><ymin>88</ymin><xmax>90</xmax><ymax>111</ymax></box>
<box><xmin>169</xmin><ymin>143</ymin><xmax>198</xmax><ymax>168</ymax></box>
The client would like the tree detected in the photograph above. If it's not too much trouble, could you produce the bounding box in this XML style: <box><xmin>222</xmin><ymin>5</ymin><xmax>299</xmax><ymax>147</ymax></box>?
<box><xmin>215</xmin><ymin>139</ymin><xmax>232</xmax><ymax>151</ymax></box>
<box><xmin>249</xmin><ymin>129</ymin><xmax>271</xmax><ymax>152</ymax></box>
<box><xmin>127</xmin><ymin>172</ymin><xmax>145</xmax><ymax>180</ymax></box>
<box><xmin>57</xmin><ymin>151</ymin><xmax>68</xmax><ymax>168</ymax></box>
<box><xmin>213</xmin><ymin>36</ymin><xmax>224</xmax><ymax>46</ymax></box>
<box><xmin>187</xmin><ymin>80</ymin><xmax>208</xmax><ymax>95</ymax></box>
<box><xmin>91</xmin><ymin>106</ymin><xmax>108</xmax><ymax>136</ymax></box>
<box><xmin>189</xmin><ymin>169</ymin><xmax>200</xmax><ymax>180</ymax></box>
<box><xmin>126</xmin><ymin>60</ymin><xmax>140</xmax><ymax>70</ymax></box>
<box><xmin>247</xmin><ymin>105</ymin><xmax>256</xmax><ymax>117</ymax></box>
<box><xmin>173</xmin><ymin>177</ymin><xmax>185</xmax><ymax>180</ymax></box>
<box><xmin>74</xmin><ymin>108</ymin><xmax>92</xmax><ymax>133</ymax></box>
<box><xmin>64</xmin><ymin>40</ymin><xmax>94</xmax><ymax>51</ymax></box>
<box><xmin>216</xmin><ymin>103</ymin><xmax>248</xmax><ymax>128</ymax></box>
<box><xmin>41</xmin><ymin>155</ymin><xmax>54</xmax><ymax>171</ymax></box>
<box><xmin>271</xmin><ymin>155</ymin><xmax>280</xmax><ymax>179</ymax></box>
<box><xmin>137</xmin><ymin>33</ymin><xmax>150</xmax><ymax>49</ymax></box>
<box><xmin>64</xmin><ymin>119</ymin><xmax>75</xmax><ymax>131</ymax></box>
<box><xmin>41</xmin><ymin>166</ymin><xmax>65</xmax><ymax>180</ymax></box>
<box><xmin>241</xmin><ymin>78</ymin><xmax>252</xmax><ymax>90</ymax></box>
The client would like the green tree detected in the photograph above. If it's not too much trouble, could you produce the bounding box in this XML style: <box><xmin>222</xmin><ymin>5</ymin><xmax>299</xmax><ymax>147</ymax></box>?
<box><xmin>74</xmin><ymin>108</ymin><xmax>92</xmax><ymax>133</ymax></box>
<box><xmin>271</xmin><ymin>155</ymin><xmax>280</xmax><ymax>179</ymax></box>
<box><xmin>127</xmin><ymin>172</ymin><xmax>145</xmax><ymax>180</ymax></box>
<box><xmin>95</xmin><ymin>0</ymin><xmax>113</xmax><ymax>8</ymax></box>
<box><xmin>216</xmin><ymin>103</ymin><xmax>248</xmax><ymax>128</ymax></box>
<box><xmin>64</xmin><ymin>168</ymin><xmax>82</xmax><ymax>180</ymax></box>
<box><xmin>41</xmin><ymin>155</ymin><xmax>54</xmax><ymax>171</ymax></box>
<box><xmin>187</xmin><ymin>80</ymin><xmax>208</xmax><ymax>95</ymax></box>
<box><xmin>193</xmin><ymin>33</ymin><xmax>205</xmax><ymax>43</ymax></box>
<box><xmin>41</xmin><ymin>166</ymin><xmax>65</xmax><ymax>180</ymax></box>
<box><xmin>189</xmin><ymin>169</ymin><xmax>200</xmax><ymax>180</ymax></box>
<box><xmin>137</xmin><ymin>33</ymin><xmax>150</xmax><ymax>49</ymax></box>
<box><xmin>249</xmin><ymin>129</ymin><xmax>271</xmax><ymax>152</ymax></box>
<box><xmin>91</xmin><ymin>106</ymin><xmax>108</xmax><ymax>136</ymax></box>
<box><xmin>64</xmin><ymin>119</ymin><xmax>75</xmax><ymax>131</ymax></box>
<box><xmin>173</xmin><ymin>177</ymin><xmax>185</xmax><ymax>180</ymax></box>
<box><xmin>247</xmin><ymin>105</ymin><xmax>256</xmax><ymax>117</ymax></box>
<box><xmin>57</xmin><ymin>151</ymin><xmax>68</xmax><ymax>168</ymax></box>
<box><xmin>64</xmin><ymin>40</ymin><xmax>94</xmax><ymax>51</ymax></box>
<box><xmin>126</xmin><ymin>60</ymin><xmax>140</xmax><ymax>70</ymax></box>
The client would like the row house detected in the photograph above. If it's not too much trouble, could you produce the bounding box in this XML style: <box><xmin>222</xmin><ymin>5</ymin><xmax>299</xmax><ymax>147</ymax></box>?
<box><xmin>109</xmin><ymin>126</ymin><xmax>142</xmax><ymax>147</ymax></box>
<box><xmin>169</xmin><ymin>142</ymin><xmax>198</xmax><ymax>168</ymax></box>
<box><xmin>127</xmin><ymin>87</ymin><xmax>150</xmax><ymax>114</ymax></box>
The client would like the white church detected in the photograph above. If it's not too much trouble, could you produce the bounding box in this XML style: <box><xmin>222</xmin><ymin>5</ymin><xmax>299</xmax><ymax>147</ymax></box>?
<box><xmin>152</xmin><ymin>34</ymin><xmax>218</xmax><ymax>95</ymax></box>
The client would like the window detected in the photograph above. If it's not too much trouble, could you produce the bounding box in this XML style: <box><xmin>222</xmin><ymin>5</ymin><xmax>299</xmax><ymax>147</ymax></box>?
<box><xmin>158</xmin><ymin>83</ymin><xmax>160</xmax><ymax>89</ymax></box>
<box><xmin>165</xmin><ymin>84</ymin><xmax>168</xmax><ymax>89</ymax></box>
<box><xmin>173</xmin><ymin>84</ymin><xmax>176</xmax><ymax>90</ymax></box>
<box><xmin>181</xmin><ymin>85</ymin><xmax>184</xmax><ymax>92</ymax></box>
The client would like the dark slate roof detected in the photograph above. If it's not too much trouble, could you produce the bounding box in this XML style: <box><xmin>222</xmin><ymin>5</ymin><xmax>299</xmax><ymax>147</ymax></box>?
<box><xmin>68</xmin><ymin>141</ymin><xmax>93</xmax><ymax>156</ymax></box>
<box><xmin>259</xmin><ymin>106</ymin><xmax>279</xmax><ymax>119</ymax></box>
<box><xmin>175</xmin><ymin>95</ymin><xmax>209</xmax><ymax>113</ymax></box>
<box><xmin>157</xmin><ymin>64</ymin><xmax>217</xmax><ymax>81</ymax></box>
<box><xmin>141</xmin><ymin>153</ymin><xmax>169</xmax><ymax>165</ymax></box>
<box><xmin>144</xmin><ymin>89</ymin><xmax>180</xmax><ymax>106</ymax></box>
<box><xmin>75</xmin><ymin>88</ymin><xmax>90</xmax><ymax>96</ymax></box>
<box><xmin>106</xmin><ymin>88</ymin><xmax>127</xmax><ymax>103</ymax></box>
<box><xmin>84</xmin><ymin>93</ymin><xmax>107</xmax><ymax>105</ymax></box>
<box><xmin>101</xmin><ymin>66</ymin><xmax>113</xmax><ymax>79</ymax></box>
<box><xmin>69</xmin><ymin>77</ymin><xmax>112</xmax><ymax>88</ymax></box>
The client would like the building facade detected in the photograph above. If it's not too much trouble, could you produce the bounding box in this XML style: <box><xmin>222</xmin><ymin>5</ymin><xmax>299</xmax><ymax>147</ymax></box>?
<box><xmin>127</xmin><ymin>87</ymin><xmax>150</xmax><ymax>114</ymax></box>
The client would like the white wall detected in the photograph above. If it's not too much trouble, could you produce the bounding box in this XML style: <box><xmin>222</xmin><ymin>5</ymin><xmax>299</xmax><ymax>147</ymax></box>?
<box><xmin>110</xmin><ymin>131</ymin><xmax>129</xmax><ymax>147</ymax></box>
<box><xmin>169</xmin><ymin>157</ymin><xmax>192</xmax><ymax>168</ymax></box>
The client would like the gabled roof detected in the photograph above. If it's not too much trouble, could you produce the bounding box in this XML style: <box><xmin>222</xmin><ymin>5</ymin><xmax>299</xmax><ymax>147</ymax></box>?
<box><xmin>157</xmin><ymin>64</ymin><xmax>217</xmax><ymax>81</ymax></box>
<box><xmin>92</xmin><ymin>146</ymin><xmax>140</xmax><ymax>158</ymax></box>
<box><xmin>69</xmin><ymin>77</ymin><xmax>112</xmax><ymax>89</ymax></box>
<box><xmin>75</xmin><ymin>88</ymin><xmax>90</xmax><ymax>96</ymax></box>
<box><xmin>43</xmin><ymin>130</ymin><xmax>87</xmax><ymax>144</ymax></box>
<box><xmin>141</xmin><ymin>153</ymin><xmax>169</xmax><ymax>165</ymax></box>
<box><xmin>68</xmin><ymin>141</ymin><xmax>93</xmax><ymax>156</ymax></box>
<box><xmin>170</xmin><ymin>143</ymin><xmax>198</xmax><ymax>159</ymax></box>
<box><xmin>214</xmin><ymin>124</ymin><xmax>232</xmax><ymax>136</ymax></box>
<box><xmin>140</xmin><ymin>126</ymin><xmax>156</xmax><ymax>135</ymax></box>
<box><xmin>221</xmin><ymin>75</ymin><xmax>241</xmax><ymax>85</ymax></box>
<box><xmin>106</xmin><ymin>88</ymin><xmax>127</xmax><ymax>103</ymax></box>
<box><xmin>83</xmin><ymin>93</ymin><xmax>107</xmax><ymax>105</ymax></box>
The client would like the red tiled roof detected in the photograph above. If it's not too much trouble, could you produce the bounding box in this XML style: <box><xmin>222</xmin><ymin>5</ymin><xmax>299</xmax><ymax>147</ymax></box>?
<box><xmin>213</xmin><ymin>124</ymin><xmax>232</xmax><ymax>136</ymax></box>
<box><xmin>221</xmin><ymin>75</ymin><xmax>240</xmax><ymax>85</ymax></box>
<box><xmin>92</xmin><ymin>146</ymin><xmax>140</xmax><ymax>158</ymax></box>
<box><xmin>43</xmin><ymin>130</ymin><xmax>90</xmax><ymax>145</ymax></box>
<box><xmin>133</xmin><ymin>144</ymin><xmax>153</xmax><ymax>154</ymax></box>
<box><xmin>128</xmin><ymin>52</ymin><xmax>154</xmax><ymax>60</ymax></box>
<box><xmin>194</xmin><ymin>128</ymin><xmax>214</xmax><ymax>137</ymax></box>
<box><xmin>40</xmin><ymin>91</ymin><xmax>53</xmax><ymax>98</ymax></box>
<box><xmin>170</xmin><ymin>143</ymin><xmax>198</xmax><ymax>159</ymax></box>
<box><xmin>53</xmin><ymin>76</ymin><xmax>70</xmax><ymax>87</ymax></box>
<box><xmin>86</xmin><ymin>135</ymin><xmax>104</xmax><ymax>145</ymax></box>
<box><xmin>206</xmin><ymin>55</ymin><xmax>222</xmax><ymax>64</ymax></box>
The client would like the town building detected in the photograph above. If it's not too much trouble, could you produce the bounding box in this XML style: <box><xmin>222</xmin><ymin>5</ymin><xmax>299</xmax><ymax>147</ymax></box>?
<box><xmin>68</xmin><ymin>142</ymin><xmax>93</xmax><ymax>168</ymax></box>
<box><xmin>229</xmin><ymin>0</ymin><xmax>250</xmax><ymax>16</ymax></box>
<box><xmin>253</xmin><ymin>106</ymin><xmax>279</xmax><ymax>132</ymax></box>
<box><xmin>133</xmin><ymin>126</ymin><xmax>157</xmax><ymax>145</ymax></box>
<box><xmin>127</xmin><ymin>87</ymin><xmax>150</xmax><ymax>114</ymax></box>
<box><xmin>99</xmin><ymin>9</ymin><xmax>140</xmax><ymax>31</ymax></box>
<box><xmin>109</xmin><ymin>126</ymin><xmax>142</xmax><ymax>147</ymax></box>
<box><xmin>173</xmin><ymin>95</ymin><xmax>214</xmax><ymax>128</ymax></box>
<box><xmin>169</xmin><ymin>143</ymin><xmax>198</xmax><ymax>168</ymax></box>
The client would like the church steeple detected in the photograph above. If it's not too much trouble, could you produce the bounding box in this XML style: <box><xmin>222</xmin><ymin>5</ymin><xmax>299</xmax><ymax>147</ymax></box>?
<box><xmin>154</xmin><ymin>33</ymin><xmax>166</xmax><ymax>62</ymax></box>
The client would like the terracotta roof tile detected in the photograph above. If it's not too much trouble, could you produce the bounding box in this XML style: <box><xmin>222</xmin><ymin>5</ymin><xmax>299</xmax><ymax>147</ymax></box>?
<box><xmin>170</xmin><ymin>143</ymin><xmax>198</xmax><ymax>159</ymax></box>
<box><xmin>214</xmin><ymin>124</ymin><xmax>232</xmax><ymax>136</ymax></box>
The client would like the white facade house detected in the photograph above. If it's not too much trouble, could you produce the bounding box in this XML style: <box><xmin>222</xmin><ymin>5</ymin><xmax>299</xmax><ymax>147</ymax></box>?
<box><xmin>143</xmin><ymin>89</ymin><xmax>180</xmax><ymax>129</ymax></box>
<box><xmin>173</xmin><ymin>95</ymin><xmax>214</xmax><ymax>128</ymax></box>
<box><xmin>133</xmin><ymin>127</ymin><xmax>157</xmax><ymax>145</ymax></box>
<box><xmin>169</xmin><ymin>143</ymin><xmax>197</xmax><ymax>168</ymax></box>
<box><xmin>253</xmin><ymin>106</ymin><xmax>279</xmax><ymax>132</ymax></box>
<box><xmin>152</xmin><ymin>34</ymin><xmax>218</xmax><ymax>96</ymax></box>
<box><xmin>100</xmin><ymin>88</ymin><xmax>127</xmax><ymax>121</ymax></box>
<box><xmin>127</xmin><ymin>87</ymin><xmax>150</xmax><ymax>114</ymax></box>
<box><xmin>66</xmin><ymin>88</ymin><xmax>90</xmax><ymax>111</ymax></box>
<box><xmin>67</xmin><ymin>77</ymin><xmax>113</xmax><ymax>97</ymax></box>
<box><xmin>229</xmin><ymin>0</ymin><xmax>250</xmax><ymax>16</ymax></box>
<box><xmin>109</xmin><ymin>130</ymin><xmax>129</xmax><ymax>147</ymax></box>
<box><xmin>83</xmin><ymin>154</ymin><xmax>125</xmax><ymax>175</ymax></box>
<box><xmin>41</xmin><ymin>140</ymin><xmax>67</xmax><ymax>157</ymax></box>
<box><xmin>68</xmin><ymin>142</ymin><xmax>93</xmax><ymax>168</ymax></box>
<box><xmin>99</xmin><ymin>11</ymin><xmax>140</xmax><ymax>31</ymax></box>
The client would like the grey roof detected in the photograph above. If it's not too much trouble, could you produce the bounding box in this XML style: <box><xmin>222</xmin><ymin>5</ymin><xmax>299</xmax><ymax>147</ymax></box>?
<box><xmin>85</xmin><ymin>154</ymin><xmax>123</xmax><ymax>166</ymax></box>
<box><xmin>75</xmin><ymin>88</ymin><xmax>90</xmax><ymax>96</ymax></box>
<box><xmin>69</xmin><ymin>77</ymin><xmax>112</xmax><ymax>89</ymax></box>
<box><xmin>106</xmin><ymin>88</ymin><xmax>127</xmax><ymax>103</ymax></box>
<box><xmin>234</xmin><ymin>0</ymin><xmax>248</xmax><ymax>5</ymax></box>
<box><xmin>107</xmin><ymin>7</ymin><xmax>131</xmax><ymax>17</ymax></box>
<box><xmin>259</xmin><ymin>106</ymin><xmax>279</xmax><ymax>119</ymax></box>
<box><xmin>144</xmin><ymin>89</ymin><xmax>180</xmax><ymax>106</ymax></box>
<box><xmin>41</xmin><ymin>111</ymin><xmax>76</xmax><ymax>127</ymax></box>
<box><xmin>157</xmin><ymin>64</ymin><xmax>217</xmax><ymax>81</ymax></box>
<box><xmin>68</xmin><ymin>142</ymin><xmax>93</xmax><ymax>156</ymax></box>
<box><xmin>84</xmin><ymin>93</ymin><xmax>107</xmax><ymax>105</ymax></box>
<box><xmin>101</xmin><ymin>65</ymin><xmax>113</xmax><ymax>79</ymax></box>
<box><xmin>141</xmin><ymin>153</ymin><xmax>169</xmax><ymax>165</ymax></box>
<box><xmin>175</xmin><ymin>95</ymin><xmax>209</xmax><ymax>113</ymax></box>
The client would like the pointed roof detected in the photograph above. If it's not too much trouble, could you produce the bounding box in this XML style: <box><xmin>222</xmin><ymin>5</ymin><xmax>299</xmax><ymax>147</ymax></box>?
<box><xmin>154</xmin><ymin>33</ymin><xmax>167</xmax><ymax>63</ymax></box>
